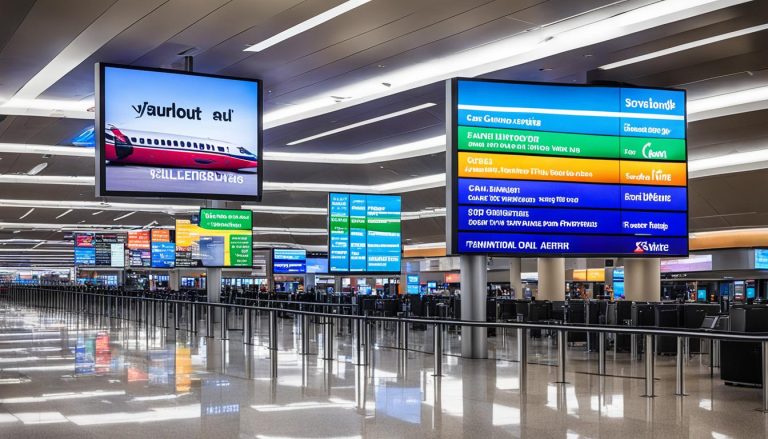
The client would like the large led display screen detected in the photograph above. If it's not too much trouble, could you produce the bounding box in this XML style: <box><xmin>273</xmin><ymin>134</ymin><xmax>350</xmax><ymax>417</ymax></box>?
<box><xmin>329</xmin><ymin>193</ymin><xmax>402</xmax><ymax>273</ymax></box>
<box><xmin>96</xmin><ymin>63</ymin><xmax>263</xmax><ymax>201</ymax></box>
<box><xmin>272</xmin><ymin>249</ymin><xmax>307</xmax><ymax>274</ymax></box>
<box><xmin>74</xmin><ymin>233</ymin><xmax>125</xmax><ymax>267</ymax></box>
<box><xmin>448</xmin><ymin>78</ymin><xmax>688</xmax><ymax>256</ymax></box>
<box><xmin>175</xmin><ymin>209</ymin><xmax>252</xmax><ymax>267</ymax></box>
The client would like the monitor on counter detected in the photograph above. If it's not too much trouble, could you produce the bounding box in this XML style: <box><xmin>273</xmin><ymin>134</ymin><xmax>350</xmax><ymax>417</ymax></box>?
<box><xmin>96</xmin><ymin>63</ymin><xmax>263</xmax><ymax>201</ymax></box>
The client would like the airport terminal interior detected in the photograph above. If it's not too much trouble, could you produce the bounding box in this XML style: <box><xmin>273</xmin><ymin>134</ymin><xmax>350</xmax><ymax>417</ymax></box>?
<box><xmin>5</xmin><ymin>0</ymin><xmax>768</xmax><ymax>438</ymax></box>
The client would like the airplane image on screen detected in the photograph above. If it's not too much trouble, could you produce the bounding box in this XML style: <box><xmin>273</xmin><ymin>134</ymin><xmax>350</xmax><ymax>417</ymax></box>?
<box><xmin>104</xmin><ymin>126</ymin><xmax>258</xmax><ymax>172</ymax></box>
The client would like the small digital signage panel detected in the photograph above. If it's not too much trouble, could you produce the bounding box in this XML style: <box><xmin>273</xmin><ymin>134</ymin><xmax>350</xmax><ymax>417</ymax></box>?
<box><xmin>75</xmin><ymin>233</ymin><xmax>125</xmax><ymax>267</ymax></box>
<box><xmin>328</xmin><ymin>193</ymin><xmax>401</xmax><ymax>274</ymax></box>
<box><xmin>447</xmin><ymin>78</ymin><xmax>688</xmax><ymax>257</ymax></box>
<box><xmin>150</xmin><ymin>229</ymin><xmax>175</xmax><ymax>269</ymax></box>
<box><xmin>96</xmin><ymin>63</ymin><xmax>263</xmax><ymax>201</ymax></box>
<box><xmin>175</xmin><ymin>209</ymin><xmax>252</xmax><ymax>268</ymax></box>
<box><xmin>272</xmin><ymin>249</ymin><xmax>307</xmax><ymax>274</ymax></box>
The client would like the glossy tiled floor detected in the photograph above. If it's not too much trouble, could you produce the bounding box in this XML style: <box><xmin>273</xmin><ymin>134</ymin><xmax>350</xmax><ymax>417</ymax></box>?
<box><xmin>0</xmin><ymin>302</ymin><xmax>766</xmax><ymax>438</ymax></box>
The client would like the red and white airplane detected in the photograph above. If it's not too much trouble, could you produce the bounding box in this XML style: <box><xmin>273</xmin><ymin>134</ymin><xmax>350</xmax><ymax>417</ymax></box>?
<box><xmin>104</xmin><ymin>126</ymin><xmax>258</xmax><ymax>172</ymax></box>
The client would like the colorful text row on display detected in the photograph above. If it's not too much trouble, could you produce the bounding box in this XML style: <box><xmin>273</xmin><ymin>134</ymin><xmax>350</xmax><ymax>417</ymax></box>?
<box><xmin>451</xmin><ymin>78</ymin><xmax>688</xmax><ymax>257</ymax></box>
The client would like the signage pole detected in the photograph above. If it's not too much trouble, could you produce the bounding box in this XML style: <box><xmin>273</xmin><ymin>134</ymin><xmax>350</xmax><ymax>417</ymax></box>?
<box><xmin>460</xmin><ymin>254</ymin><xmax>488</xmax><ymax>359</ymax></box>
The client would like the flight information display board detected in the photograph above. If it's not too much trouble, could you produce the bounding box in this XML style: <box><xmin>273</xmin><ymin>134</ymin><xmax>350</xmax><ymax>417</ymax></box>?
<box><xmin>272</xmin><ymin>249</ymin><xmax>307</xmax><ymax>274</ymax></box>
<box><xmin>448</xmin><ymin>78</ymin><xmax>688</xmax><ymax>257</ymax></box>
<box><xmin>175</xmin><ymin>209</ymin><xmax>252</xmax><ymax>267</ymax></box>
<box><xmin>74</xmin><ymin>233</ymin><xmax>125</xmax><ymax>267</ymax></box>
<box><xmin>150</xmin><ymin>229</ymin><xmax>175</xmax><ymax>268</ymax></box>
<box><xmin>127</xmin><ymin>230</ymin><xmax>151</xmax><ymax>267</ymax></box>
<box><xmin>329</xmin><ymin>193</ymin><xmax>401</xmax><ymax>273</ymax></box>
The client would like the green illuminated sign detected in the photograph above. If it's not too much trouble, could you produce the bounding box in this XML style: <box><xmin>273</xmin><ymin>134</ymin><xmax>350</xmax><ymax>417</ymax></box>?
<box><xmin>199</xmin><ymin>208</ymin><xmax>252</xmax><ymax>230</ymax></box>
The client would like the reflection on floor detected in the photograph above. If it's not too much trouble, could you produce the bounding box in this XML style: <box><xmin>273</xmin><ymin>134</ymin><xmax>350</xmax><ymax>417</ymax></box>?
<box><xmin>0</xmin><ymin>303</ymin><xmax>765</xmax><ymax>439</ymax></box>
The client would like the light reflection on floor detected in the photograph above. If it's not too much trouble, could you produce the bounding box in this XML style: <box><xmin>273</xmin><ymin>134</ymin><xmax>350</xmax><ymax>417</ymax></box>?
<box><xmin>0</xmin><ymin>303</ymin><xmax>765</xmax><ymax>438</ymax></box>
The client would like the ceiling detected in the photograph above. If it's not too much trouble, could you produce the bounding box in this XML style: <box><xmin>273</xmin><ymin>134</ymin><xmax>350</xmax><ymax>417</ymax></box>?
<box><xmin>1</xmin><ymin>0</ymin><xmax>768</xmax><ymax>267</ymax></box>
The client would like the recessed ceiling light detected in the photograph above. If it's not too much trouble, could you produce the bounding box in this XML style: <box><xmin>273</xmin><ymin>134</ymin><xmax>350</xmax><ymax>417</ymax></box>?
<box><xmin>91</xmin><ymin>210</ymin><xmax>103</xmax><ymax>216</ymax></box>
<box><xmin>244</xmin><ymin>0</ymin><xmax>371</xmax><ymax>52</ymax></box>
<box><xmin>286</xmin><ymin>103</ymin><xmax>436</xmax><ymax>146</ymax></box>
<box><xmin>12</xmin><ymin>231</ymin><xmax>20</xmax><ymax>234</ymax></box>
<box><xmin>19</xmin><ymin>208</ymin><xmax>34</xmax><ymax>220</ymax></box>
<box><xmin>600</xmin><ymin>22</ymin><xmax>768</xmax><ymax>70</ymax></box>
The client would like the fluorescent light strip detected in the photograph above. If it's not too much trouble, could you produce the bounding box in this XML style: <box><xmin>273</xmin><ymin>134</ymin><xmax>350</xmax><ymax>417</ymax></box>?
<box><xmin>600</xmin><ymin>23</ymin><xmax>768</xmax><ymax>70</ymax></box>
<box><xmin>269</xmin><ymin>135</ymin><xmax>445</xmax><ymax>163</ymax></box>
<box><xmin>244</xmin><ymin>0</ymin><xmax>371</xmax><ymax>52</ymax></box>
<box><xmin>286</xmin><ymin>103</ymin><xmax>436</xmax><ymax>145</ymax></box>
<box><xmin>0</xmin><ymin>173</ymin><xmax>445</xmax><ymax>193</ymax></box>
<box><xmin>113</xmin><ymin>212</ymin><xmax>135</xmax><ymax>221</ymax></box>
<box><xmin>18</xmin><ymin>209</ymin><xmax>34</xmax><ymax>220</ymax></box>
<box><xmin>56</xmin><ymin>209</ymin><xmax>73</xmax><ymax>219</ymax></box>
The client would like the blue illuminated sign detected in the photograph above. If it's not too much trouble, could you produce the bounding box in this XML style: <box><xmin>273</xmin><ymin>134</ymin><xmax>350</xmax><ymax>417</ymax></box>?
<box><xmin>273</xmin><ymin>249</ymin><xmax>306</xmax><ymax>274</ymax></box>
<box><xmin>74</xmin><ymin>247</ymin><xmax>96</xmax><ymax>266</ymax></box>
<box><xmin>756</xmin><ymin>249</ymin><xmax>768</xmax><ymax>269</ymax></box>
<box><xmin>151</xmin><ymin>242</ymin><xmax>175</xmax><ymax>268</ymax></box>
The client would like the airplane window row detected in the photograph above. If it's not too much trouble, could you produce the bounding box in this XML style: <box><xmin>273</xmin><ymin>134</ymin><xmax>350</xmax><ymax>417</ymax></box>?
<box><xmin>129</xmin><ymin>137</ymin><xmax>226</xmax><ymax>153</ymax></box>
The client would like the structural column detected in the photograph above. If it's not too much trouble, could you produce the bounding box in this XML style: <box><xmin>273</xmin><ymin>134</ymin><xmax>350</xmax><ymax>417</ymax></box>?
<box><xmin>624</xmin><ymin>258</ymin><xmax>660</xmax><ymax>302</ymax></box>
<box><xmin>461</xmin><ymin>254</ymin><xmax>487</xmax><ymax>359</ymax></box>
<box><xmin>169</xmin><ymin>270</ymin><xmax>180</xmax><ymax>291</ymax></box>
<box><xmin>509</xmin><ymin>257</ymin><xmax>522</xmax><ymax>298</ymax></box>
<box><xmin>207</xmin><ymin>268</ymin><xmax>222</xmax><ymax>303</ymax></box>
<box><xmin>537</xmin><ymin>258</ymin><xmax>565</xmax><ymax>301</ymax></box>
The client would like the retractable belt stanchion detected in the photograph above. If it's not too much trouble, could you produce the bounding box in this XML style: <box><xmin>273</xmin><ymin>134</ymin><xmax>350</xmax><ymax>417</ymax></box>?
<box><xmin>676</xmin><ymin>336</ymin><xmax>686</xmax><ymax>396</ymax></box>
<box><xmin>243</xmin><ymin>308</ymin><xmax>253</xmax><ymax>345</ymax></box>
<box><xmin>518</xmin><ymin>327</ymin><xmax>527</xmax><ymax>386</ymax></box>
<box><xmin>354</xmin><ymin>318</ymin><xmax>365</xmax><ymax>365</ymax></box>
<box><xmin>269</xmin><ymin>309</ymin><xmax>278</xmax><ymax>351</ymax></box>
<box><xmin>323</xmin><ymin>316</ymin><xmax>334</xmax><ymax>360</ymax></box>
<box><xmin>220</xmin><ymin>306</ymin><xmax>229</xmax><ymax>340</ymax></box>
<box><xmin>762</xmin><ymin>341</ymin><xmax>768</xmax><ymax>412</ymax></box>
<box><xmin>598</xmin><ymin>331</ymin><xmax>607</xmax><ymax>376</ymax></box>
<box><xmin>433</xmin><ymin>323</ymin><xmax>443</xmax><ymax>377</ymax></box>
<box><xmin>301</xmin><ymin>314</ymin><xmax>311</xmax><ymax>356</ymax></box>
<box><xmin>206</xmin><ymin>304</ymin><xmax>215</xmax><ymax>338</ymax></box>
<box><xmin>644</xmin><ymin>334</ymin><xmax>656</xmax><ymax>397</ymax></box>
<box><xmin>557</xmin><ymin>330</ymin><xmax>567</xmax><ymax>383</ymax></box>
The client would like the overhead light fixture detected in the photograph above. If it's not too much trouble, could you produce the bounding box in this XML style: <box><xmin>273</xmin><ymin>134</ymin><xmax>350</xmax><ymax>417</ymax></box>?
<box><xmin>113</xmin><ymin>212</ymin><xmax>136</xmax><ymax>221</ymax></box>
<box><xmin>31</xmin><ymin>242</ymin><xmax>44</xmax><ymax>249</ymax></box>
<box><xmin>55</xmin><ymin>209</ymin><xmax>73</xmax><ymax>219</ymax></box>
<box><xmin>26</xmin><ymin>163</ymin><xmax>48</xmax><ymax>176</ymax></box>
<box><xmin>244</xmin><ymin>0</ymin><xmax>371</xmax><ymax>52</ymax></box>
<box><xmin>263</xmin><ymin>173</ymin><xmax>445</xmax><ymax>194</ymax></box>
<box><xmin>91</xmin><ymin>211</ymin><xmax>103</xmax><ymax>216</ymax></box>
<box><xmin>688</xmin><ymin>147</ymin><xmax>768</xmax><ymax>178</ymax></box>
<box><xmin>600</xmin><ymin>23</ymin><xmax>768</xmax><ymax>70</ymax></box>
<box><xmin>268</xmin><ymin>135</ymin><xmax>445</xmax><ymax>164</ymax></box>
<box><xmin>12</xmin><ymin>231</ymin><xmax>20</xmax><ymax>234</ymax></box>
<box><xmin>0</xmin><ymin>0</ymin><xmax>745</xmax><ymax>128</ymax></box>
<box><xmin>286</xmin><ymin>103</ymin><xmax>436</xmax><ymax>145</ymax></box>
<box><xmin>261</xmin><ymin>0</ymin><xmax>746</xmax><ymax>126</ymax></box>
<box><xmin>0</xmin><ymin>143</ymin><xmax>94</xmax><ymax>157</ymax></box>
<box><xmin>19</xmin><ymin>209</ymin><xmax>35</xmax><ymax>220</ymax></box>
<box><xmin>688</xmin><ymin>85</ymin><xmax>768</xmax><ymax>121</ymax></box>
